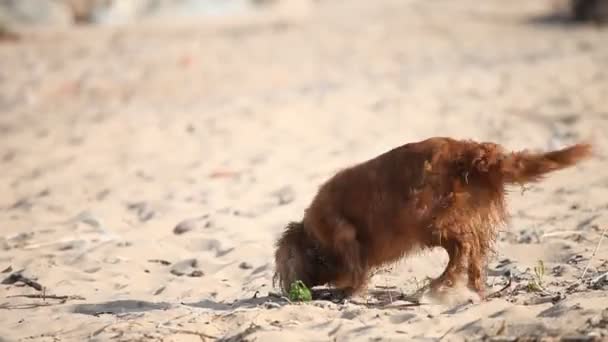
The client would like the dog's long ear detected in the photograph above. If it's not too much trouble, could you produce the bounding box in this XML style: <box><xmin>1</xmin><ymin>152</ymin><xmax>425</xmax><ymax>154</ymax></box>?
<box><xmin>273</xmin><ymin>222</ymin><xmax>307</xmax><ymax>294</ymax></box>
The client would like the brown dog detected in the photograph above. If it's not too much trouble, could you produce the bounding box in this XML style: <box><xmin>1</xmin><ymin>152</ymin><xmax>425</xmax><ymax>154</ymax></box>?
<box><xmin>274</xmin><ymin>137</ymin><xmax>592</xmax><ymax>299</ymax></box>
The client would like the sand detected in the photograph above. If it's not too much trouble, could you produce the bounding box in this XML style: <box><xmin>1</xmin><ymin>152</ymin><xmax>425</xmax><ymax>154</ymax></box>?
<box><xmin>1</xmin><ymin>0</ymin><xmax>608</xmax><ymax>341</ymax></box>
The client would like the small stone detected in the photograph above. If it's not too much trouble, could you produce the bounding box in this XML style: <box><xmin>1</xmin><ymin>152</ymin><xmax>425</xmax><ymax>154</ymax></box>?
<box><xmin>153</xmin><ymin>286</ymin><xmax>166</xmax><ymax>296</ymax></box>
<box><xmin>170</xmin><ymin>269</ymin><xmax>184</xmax><ymax>276</ymax></box>
<box><xmin>103</xmin><ymin>257</ymin><xmax>120</xmax><ymax>264</ymax></box>
<box><xmin>84</xmin><ymin>266</ymin><xmax>101</xmax><ymax>274</ymax></box>
<box><xmin>74</xmin><ymin>211</ymin><xmax>101</xmax><ymax>229</ymax></box>
<box><xmin>96</xmin><ymin>189</ymin><xmax>110</xmax><ymax>201</ymax></box>
<box><xmin>271</xmin><ymin>186</ymin><xmax>295</xmax><ymax>206</ymax></box>
<box><xmin>239</xmin><ymin>262</ymin><xmax>253</xmax><ymax>270</ymax></box>
<box><xmin>173</xmin><ymin>219</ymin><xmax>197</xmax><ymax>235</ymax></box>
<box><xmin>173</xmin><ymin>216</ymin><xmax>210</xmax><ymax>235</ymax></box>
<box><xmin>601</xmin><ymin>308</ymin><xmax>608</xmax><ymax>322</ymax></box>
<box><xmin>568</xmin><ymin>255</ymin><xmax>585</xmax><ymax>265</ymax></box>
<box><xmin>37</xmin><ymin>189</ymin><xmax>50</xmax><ymax>197</ymax></box>
<box><xmin>552</xmin><ymin>265</ymin><xmax>565</xmax><ymax>277</ymax></box>
<box><xmin>189</xmin><ymin>270</ymin><xmax>204</xmax><ymax>277</ymax></box>
<box><xmin>265</xmin><ymin>302</ymin><xmax>281</xmax><ymax>309</ymax></box>
<box><xmin>170</xmin><ymin>258</ymin><xmax>198</xmax><ymax>277</ymax></box>
<box><xmin>127</xmin><ymin>202</ymin><xmax>156</xmax><ymax>222</ymax></box>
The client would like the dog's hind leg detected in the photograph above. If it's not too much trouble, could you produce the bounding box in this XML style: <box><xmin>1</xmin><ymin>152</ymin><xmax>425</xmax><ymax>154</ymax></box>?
<box><xmin>430</xmin><ymin>238</ymin><xmax>470</xmax><ymax>292</ymax></box>
<box><xmin>467</xmin><ymin>241</ymin><xmax>490</xmax><ymax>298</ymax></box>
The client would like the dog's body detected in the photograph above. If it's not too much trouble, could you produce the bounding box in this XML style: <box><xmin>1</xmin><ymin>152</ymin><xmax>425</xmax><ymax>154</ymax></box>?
<box><xmin>274</xmin><ymin>137</ymin><xmax>592</xmax><ymax>298</ymax></box>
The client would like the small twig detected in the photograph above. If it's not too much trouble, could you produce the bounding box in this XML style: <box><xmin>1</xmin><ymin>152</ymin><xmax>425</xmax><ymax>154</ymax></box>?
<box><xmin>148</xmin><ymin>259</ymin><xmax>171</xmax><ymax>266</ymax></box>
<box><xmin>590</xmin><ymin>271</ymin><xmax>608</xmax><ymax>286</ymax></box>
<box><xmin>6</xmin><ymin>294</ymin><xmax>85</xmax><ymax>301</ymax></box>
<box><xmin>22</xmin><ymin>238</ymin><xmax>86</xmax><ymax>250</ymax></box>
<box><xmin>438</xmin><ymin>327</ymin><xmax>454</xmax><ymax>341</ymax></box>
<box><xmin>523</xmin><ymin>294</ymin><xmax>563</xmax><ymax>306</ymax></box>
<box><xmin>579</xmin><ymin>226</ymin><xmax>607</xmax><ymax>280</ymax></box>
<box><xmin>541</xmin><ymin>230</ymin><xmax>582</xmax><ymax>238</ymax></box>
<box><xmin>487</xmin><ymin>275</ymin><xmax>513</xmax><ymax>299</ymax></box>
<box><xmin>163</xmin><ymin>326</ymin><xmax>218</xmax><ymax>341</ymax></box>
<box><xmin>350</xmin><ymin>300</ymin><xmax>424</xmax><ymax>309</ymax></box>
<box><xmin>219</xmin><ymin>323</ymin><xmax>260</xmax><ymax>342</ymax></box>
<box><xmin>91</xmin><ymin>323</ymin><xmax>114</xmax><ymax>337</ymax></box>
<box><xmin>0</xmin><ymin>302</ymin><xmax>55</xmax><ymax>310</ymax></box>
<box><xmin>268</xmin><ymin>292</ymin><xmax>292</xmax><ymax>304</ymax></box>
<box><xmin>1</xmin><ymin>273</ymin><xmax>43</xmax><ymax>291</ymax></box>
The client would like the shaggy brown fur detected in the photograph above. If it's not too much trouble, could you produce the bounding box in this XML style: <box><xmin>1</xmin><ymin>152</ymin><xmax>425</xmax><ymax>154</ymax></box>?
<box><xmin>274</xmin><ymin>137</ymin><xmax>593</xmax><ymax>299</ymax></box>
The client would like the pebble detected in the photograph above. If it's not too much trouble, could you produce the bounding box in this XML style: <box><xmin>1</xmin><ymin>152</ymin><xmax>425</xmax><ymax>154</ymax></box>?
<box><xmin>153</xmin><ymin>286</ymin><xmax>166</xmax><ymax>296</ymax></box>
<box><xmin>170</xmin><ymin>258</ymin><xmax>203</xmax><ymax>277</ymax></box>
<box><xmin>271</xmin><ymin>186</ymin><xmax>295</xmax><ymax>206</ymax></box>
<box><xmin>173</xmin><ymin>215</ymin><xmax>209</xmax><ymax>235</ymax></box>
<box><xmin>552</xmin><ymin>265</ymin><xmax>565</xmax><ymax>277</ymax></box>
<box><xmin>264</xmin><ymin>302</ymin><xmax>281</xmax><ymax>309</ymax></box>
<box><xmin>127</xmin><ymin>202</ymin><xmax>155</xmax><ymax>222</ymax></box>
<box><xmin>239</xmin><ymin>262</ymin><xmax>253</xmax><ymax>270</ymax></box>
<box><xmin>189</xmin><ymin>270</ymin><xmax>204</xmax><ymax>277</ymax></box>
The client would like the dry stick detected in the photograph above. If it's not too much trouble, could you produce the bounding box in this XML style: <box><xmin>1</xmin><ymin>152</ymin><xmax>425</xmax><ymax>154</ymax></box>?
<box><xmin>579</xmin><ymin>226</ymin><xmax>607</xmax><ymax>280</ymax></box>
<box><xmin>487</xmin><ymin>275</ymin><xmax>513</xmax><ymax>299</ymax></box>
<box><xmin>162</xmin><ymin>326</ymin><xmax>218</xmax><ymax>341</ymax></box>
<box><xmin>6</xmin><ymin>294</ymin><xmax>85</xmax><ymax>301</ymax></box>
<box><xmin>541</xmin><ymin>230</ymin><xmax>582</xmax><ymax>238</ymax></box>
<box><xmin>1</xmin><ymin>273</ymin><xmax>43</xmax><ymax>291</ymax></box>
<box><xmin>91</xmin><ymin>323</ymin><xmax>114</xmax><ymax>337</ymax></box>
<box><xmin>350</xmin><ymin>301</ymin><xmax>423</xmax><ymax>309</ymax></box>
<box><xmin>267</xmin><ymin>292</ymin><xmax>292</xmax><ymax>304</ymax></box>
<box><xmin>0</xmin><ymin>302</ymin><xmax>55</xmax><ymax>310</ymax></box>
<box><xmin>219</xmin><ymin>323</ymin><xmax>260</xmax><ymax>342</ymax></box>
<box><xmin>590</xmin><ymin>271</ymin><xmax>608</xmax><ymax>286</ymax></box>
<box><xmin>438</xmin><ymin>327</ymin><xmax>454</xmax><ymax>341</ymax></box>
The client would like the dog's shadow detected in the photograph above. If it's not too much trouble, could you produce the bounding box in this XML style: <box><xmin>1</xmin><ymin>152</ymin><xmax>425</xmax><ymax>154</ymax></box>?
<box><xmin>69</xmin><ymin>288</ymin><xmax>422</xmax><ymax>316</ymax></box>
<box><xmin>70</xmin><ymin>296</ymin><xmax>286</xmax><ymax>316</ymax></box>
<box><xmin>72</xmin><ymin>299</ymin><xmax>173</xmax><ymax>316</ymax></box>
<box><xmin>523</xmin><ymin>10</ymin><xmax>606</xmax><ymax>28</ymax></box>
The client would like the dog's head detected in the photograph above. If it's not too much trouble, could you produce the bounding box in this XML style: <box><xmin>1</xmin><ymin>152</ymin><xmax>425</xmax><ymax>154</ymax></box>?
<box><xmin>273</xmin><ymin>221</ymin><xmax>334</xmax><ymax>294</ymax></box>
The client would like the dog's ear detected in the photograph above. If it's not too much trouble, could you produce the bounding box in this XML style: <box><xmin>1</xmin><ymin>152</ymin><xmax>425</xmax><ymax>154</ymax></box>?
<box><xmin>274</xmin><ymin>221</ymin><xmax>307</xmax><ymax>293</ymax></box>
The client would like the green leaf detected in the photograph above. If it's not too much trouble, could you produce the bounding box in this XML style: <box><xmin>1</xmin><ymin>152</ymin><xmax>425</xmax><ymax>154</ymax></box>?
<box><xmin>288</xmin><ymin>280</ymin><xmax>312</xmax><ymax>302</ymax></box>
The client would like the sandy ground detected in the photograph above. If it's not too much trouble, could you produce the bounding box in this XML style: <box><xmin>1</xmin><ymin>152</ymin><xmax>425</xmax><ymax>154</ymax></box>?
<box><xmin>1</xmin><ymin>0</ymin><xmax>608</xmax><ymax>341</ymax></box>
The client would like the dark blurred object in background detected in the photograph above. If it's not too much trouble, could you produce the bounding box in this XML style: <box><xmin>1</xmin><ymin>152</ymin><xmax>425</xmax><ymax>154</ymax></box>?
<box><xmin>0</xmin><ymin>21</ymin><xmax>19</xmax><ymax>42</ymax></box>
<box><xmin>571</xmin><ymin>0</ymin><xmax>608</xmax><ymax>24</ymax></box>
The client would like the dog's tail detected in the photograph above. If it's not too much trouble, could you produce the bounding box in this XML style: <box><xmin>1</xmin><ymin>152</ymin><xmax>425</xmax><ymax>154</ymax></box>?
<box><xmin>497</xmin><ymin>143</ymin><xmax>593</xmax><ymax>184</ymax></box>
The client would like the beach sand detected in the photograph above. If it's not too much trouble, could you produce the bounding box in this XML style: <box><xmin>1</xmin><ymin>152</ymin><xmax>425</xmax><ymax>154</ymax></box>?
<box><xmin>1</xmin><ymin>0</ymin><xmax>607</xmax><ymax>340</ymax></box>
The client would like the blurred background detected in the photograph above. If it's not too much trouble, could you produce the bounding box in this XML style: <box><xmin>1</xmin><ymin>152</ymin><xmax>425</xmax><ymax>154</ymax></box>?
<box><xmin>0</xmin><ymin>0</ymin><xmax>310</xmax><ymax>27</ymax></box>
<box><xmin>1</xmin><ymin>0</ymin><xmax>607</xmax><ymax>341</ymax></box>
